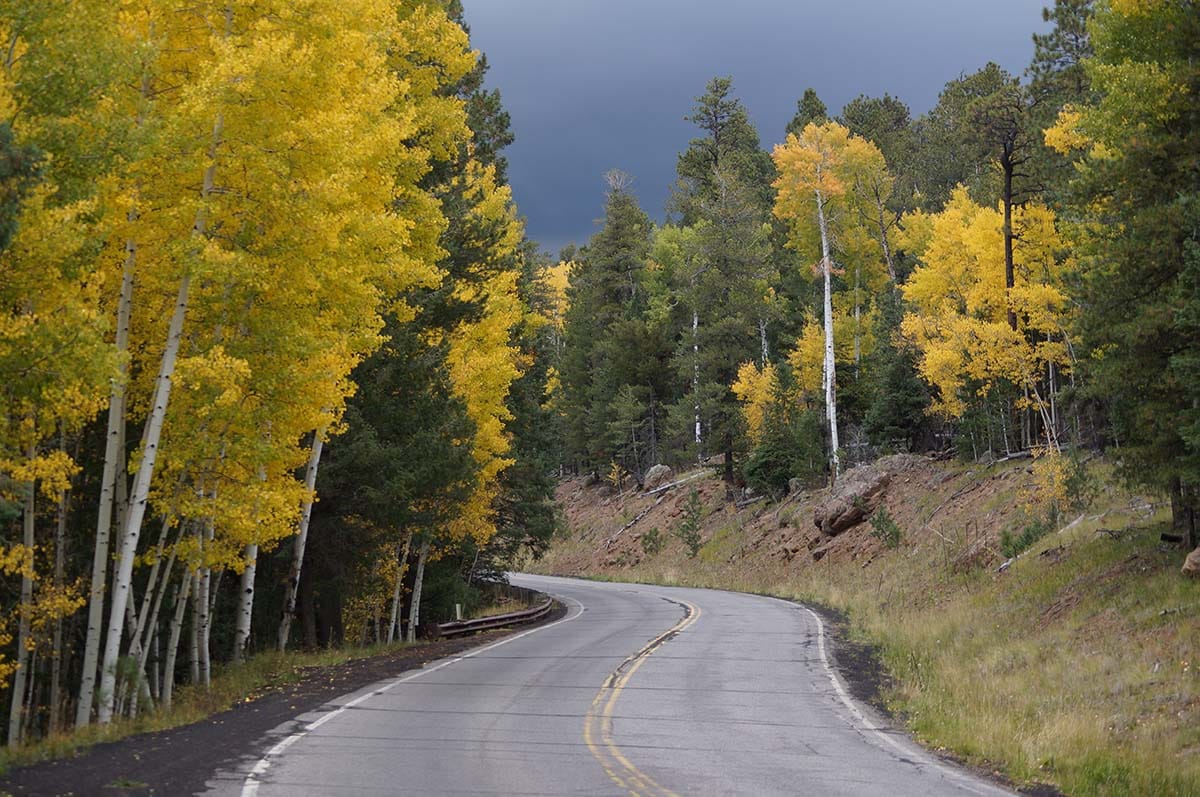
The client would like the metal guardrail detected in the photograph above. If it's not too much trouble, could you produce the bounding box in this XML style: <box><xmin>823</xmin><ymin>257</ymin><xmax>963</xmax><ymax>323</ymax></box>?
<box><xmin>435</xmin><ymin>591</ymin><xmax>554</xmax><ymax>638</ymax></box>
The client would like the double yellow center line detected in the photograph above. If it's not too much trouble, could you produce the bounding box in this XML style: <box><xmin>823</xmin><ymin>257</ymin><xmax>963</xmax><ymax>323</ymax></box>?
<box><xmin>583</xmin><ymin>596</ymin><xmax>701</xmax><ymax>797</ymax></box>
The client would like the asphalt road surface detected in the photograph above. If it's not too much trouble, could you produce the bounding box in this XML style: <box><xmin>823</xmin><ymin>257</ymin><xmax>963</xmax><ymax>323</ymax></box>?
<box><xmin>207</xmin><ymin>574</ymin><xmax>1013</xmax><ymax>796</ymax></box>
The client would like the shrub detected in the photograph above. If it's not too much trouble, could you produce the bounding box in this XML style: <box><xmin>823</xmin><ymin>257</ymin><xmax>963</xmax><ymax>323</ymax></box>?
<box><xmin>743</xmin><ymin>408</ymin><xmax>825</xmax><ymax>499</ymax></box>
<box><xmin>1000</xmin><ymin>513</ymin><xmax>1055</xmax><ymax>558</ymax></box>
<box><xmin>869</xmin><ymin>507</ymin><xmax>903</xmax><ymax>548</ymax></box>
<box><xmin>640</xmin><ymin>526</ymin><xmax>663</xmax><ymax>556</ymax></box>
<box><xmin>673</xmin><ymin>488</ymin><xmax>704</xmax><ymax>558</ymax></box>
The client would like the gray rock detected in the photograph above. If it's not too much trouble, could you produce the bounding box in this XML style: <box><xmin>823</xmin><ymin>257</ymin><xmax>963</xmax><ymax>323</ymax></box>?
<box><xmin>813</xmin><ymin>464</ymin><xmax>891</xmax><ymax>536</ymax></box>
<box><xmin>644</xmin><ymin>464</ymin><xmax>674</xmax><ymax>491</ymax></box>
<box><xmin>1184</xmin><ymin>546</ymin><xmax>1200</xmax><ymax>578</ymax></box>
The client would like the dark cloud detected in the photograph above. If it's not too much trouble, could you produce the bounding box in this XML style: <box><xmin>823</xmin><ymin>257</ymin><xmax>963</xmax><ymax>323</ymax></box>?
<box><xmin>461</xmin><ymin>0</ymin><xmax>1050</xmax><ymax>256</ymax></box>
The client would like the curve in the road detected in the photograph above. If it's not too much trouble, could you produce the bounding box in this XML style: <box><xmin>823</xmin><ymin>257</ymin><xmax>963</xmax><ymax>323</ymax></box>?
<box><xmin>240</xmin><ymin>598</ymin><xmax>587</xmax><ymax>797</ymax></box>
<box><xmin>214</xmin><ymin>575</ymin><xmax>1013</xmax><ymax>797</ymax></box>
<box><xmin>583</xmin><ymin>596</ymin><xmax>699</xmax><ymax>797</ymax></box>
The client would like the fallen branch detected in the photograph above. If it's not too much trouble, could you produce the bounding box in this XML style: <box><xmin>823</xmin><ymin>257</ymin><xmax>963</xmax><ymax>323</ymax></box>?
<box><xmin>605</xmin><ymin>494</ymin><xmax>668</xmax><ymax>549</ymax></box>
<box><xmin>645</xmin><ymin>470</ymin><xmax>709</xmax><ymax>496</ymax></box>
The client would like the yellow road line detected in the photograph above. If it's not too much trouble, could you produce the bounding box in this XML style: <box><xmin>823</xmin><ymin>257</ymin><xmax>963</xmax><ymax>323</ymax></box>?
<box><xmin>583</xmin><ymin>597</ymin><xmax>701</xmax><ymax>797</ymax></box>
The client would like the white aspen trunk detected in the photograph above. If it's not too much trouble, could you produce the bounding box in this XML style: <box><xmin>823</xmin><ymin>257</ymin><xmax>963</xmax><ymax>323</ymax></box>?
<box><xmin>815</xmin><ymin>189</ymin><xmax>840</xmax><ymax>479</ymax></box>
<box><xmin>98</xmin><ymin>103</ymin><xmax>222</xmax><ymax>721</ymax></box>
<box><xmin>134</xmin><ymin>517</ymin><xmax>172</xmax><ymax>650</ymax></box>
<box><xmin>386</xmin><ymin>532</ymin><xmax>413</xmax><ymax>644</ymax></box>
<box><xmin>161</xmin><ymin>571</ymin><xmax>191</xmax><ymax>711</ymax></box>
<box><xmin>189</xmin><ymin>570</ymin><xmax>201</xmax><ymax>685</ymax></box>
<box><xmin>118</xmin><ymin>588</ymin><xmax>144</xmax><ymax>717</ymax></box>
<box><xmin>7</xmin><ymin>472</ymin><xmax>35</xmax><ymax>747</ymax></box>
<box><xmin>1049</xmin><ymin>360</ymin><xmax>1060</xmax><ymax>440</ymax></box>
<box><xmin>232</xmin><ymin>543</ymin><xmax>257</xmax><ymax>663</ymax></box>
<box><xmin>138</xmin><ymin>548</ymin><xmax>176</xmax><ymax>675</ymax></box>
<box><xmin>853</xmin><ymin>265</ymin><xmax>861</xmax><ymax>376</ymax></box>
<box><xmin>875</xmin><ymin>187</ymin><xmax>897</xmax><ymax>284</ymax></box>
<box><xmin>758</xmin><ymin>318</ymin><xmax>769</xmax><ymax>367</ymax></box>
<box><xmin>21</xmin><ymin>649</ymin><xmax>36</xmax><ymax>743</ymax></box>
<box><xmin>278</xmin><ymin>430</ymin><xmax>325</xmax><ymax>651</ymax></box>
<box><xmin>198</xmin><ymin>520</ymin><xmax>214</xmax><ymax>688</ymax></box>
<box><xmin>76</xmin><ymin>244</ymin><xmax>134</xmax><ymax>729</ymax></box>
<box><xmin>999</xmin><ymin>401</ymin><xmax>1012</xmax><ymax>456</ymax></box>
<box><xmin>49</xmin><ymin>483</ymin><xmax>67</xmax><ymax>734</ymax></box>
<box><xmin>150</xmin><ymin>627</ymin><xmax>160</xmax><ymax>702</ymax></box>
<box><xmin>405</xmin><ymin>538</ymin><xmax>430</xmax><ymax>644</ymax></box>
<box><xmin>96</xmin><ymin>270</ymin><xmax>190</xmax><ymax>724</ymax></box>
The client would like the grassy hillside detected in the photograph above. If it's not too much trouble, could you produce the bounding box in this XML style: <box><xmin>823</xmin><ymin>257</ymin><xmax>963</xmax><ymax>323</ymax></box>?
<box><xmin>527</xmin><ymin>457</ymin><xmax>1200</xmax><ymax>796</ymax></box>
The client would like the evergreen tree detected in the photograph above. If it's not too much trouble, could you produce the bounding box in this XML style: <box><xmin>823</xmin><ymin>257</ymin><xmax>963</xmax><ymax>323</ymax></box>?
<box><xmin>1049</xmin><ymin>0</ymin><xmax>1200</xmax><ymax>545</ymax></box>
<box><xmin>786</xmin><ymin>87</ymin><xmax>828</xmax><ymax>137</ymax></box>
<box><xmin>676</xmin><ymin>77</ymin><xmax>775</xmax><ymax>222</ymax></box>
<box><xmin>560</xmin><ymin>175</ymin><xmax>664</xmax><ymax>475</ymax></box>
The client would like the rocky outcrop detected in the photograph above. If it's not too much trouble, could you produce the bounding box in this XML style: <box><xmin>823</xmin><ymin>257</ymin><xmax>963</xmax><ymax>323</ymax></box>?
<box><xmin>643</xmin><ymin>464</ymin><xmax>674</xmax><ymax>491</ymax></box>
<box><xmin>1184</xmin><ymin>546</ymin><xmax>1200</xmax><ymax>578</ymax></box>
<box><xmin>813</xmin><ymin>464</ymin><xmax>891</xmax><ymax>536</ymax></box>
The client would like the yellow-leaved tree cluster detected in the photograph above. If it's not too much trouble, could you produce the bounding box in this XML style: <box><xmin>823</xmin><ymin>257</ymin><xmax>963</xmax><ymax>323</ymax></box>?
<box><xmin>0</xmin><ymin>0</ymin><xmax>537</xmax><ymax>745</ymax></box>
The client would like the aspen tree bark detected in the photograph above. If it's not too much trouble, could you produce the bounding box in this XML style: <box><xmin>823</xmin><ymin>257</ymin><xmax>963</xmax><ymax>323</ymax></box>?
<box><xmin>161</xmin><ymin>572</ymin><xmax>191</xmax><ymax>711</ymax></box>
<box><xmin>76</xmin><ymin>244</ymin><xmax>134</xmax><ymax>728</ymax></box>
<box><xmin>232</xmin><ymin>543</ymin><xmax>257</xmax><ymax>663</ymax></box>
<box><xmin>853</xmin><ymin>265</ymin><xmax>862</xmax><ymax>376</ymax></box>
<box><xmin>1001</xmin><ymin>145</ymin><xmax>1018</xmax><ymax>332</ymax></box>
<box><xmin>405</xmin><ymin>538</ymin><xmax>430</xmax><ymax>644</ymax></box>
<box><xmin>50</xmin><ymin>484</ymin><xmax>67</xmax><ymax>733</ymax></box>
<box><xmin>188</xmin><ymin>570</ymin><xmax>200</xmax><ymax>685</ymax></box>
<box><xmin>7</xmin><ymin>473</ymin><xmax>35</xmax><ymax>747</ymax></box>
<box><xmin>232</xmin><ymin>465</ymin><xmax>267</xmax><ymax>663</ymax></box>
<box><xmin>97</xmin><ymin>102</ymin><xmax>222</xmax><ymax>721</ymax></box>
<box><xmin>278</xmin><ymin>430</ymin><xmax>325</xmax><ymax>651</ymax></box>
<box><xmin>874</xmin><ymin>187</ymin><xmax>898</xmax><ymax>284</ymax></box>
<box><xmin>134</xmin><ymin>518</ymin><xmax>172</xmax><ymax>650</ymax></box>
<box><xmin>137</xmin><ymin>548</ymin><xmax>176</xmax><ymax>675</ymax></box>
<box><xmin>758</xmin><ymin>317</ymin><xmax>769</xmax><ymax>367</ymax></box>
<box><xmin>815</xmin><ymin>189</ymin><xmax>841</xmax><ymax>478</ymax></box>
<box><xmin>197</xmin><ymin>520</ymin><xmax>214</xmax><ymax>688</ymax></box>
<box><xmin>386</xmin><ymin>532</ymin><xmax>413</xmax><ymax>644</ymax></box>
<box><xmin>96</xmin><ymin>270</ymin><xmax>191</xmax><ymax>724</ymax></box>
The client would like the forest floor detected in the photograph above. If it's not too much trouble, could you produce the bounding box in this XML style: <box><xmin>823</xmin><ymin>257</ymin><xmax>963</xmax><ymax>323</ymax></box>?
<box><xmin>525</xmin><ymin>456</ymin><xmax>1200</xmax><ymax>796</ymax></box>
<box><xmin>0</xmin><ymin>605</ymin><xmax>566</xmax><ymax>796</ymax></box>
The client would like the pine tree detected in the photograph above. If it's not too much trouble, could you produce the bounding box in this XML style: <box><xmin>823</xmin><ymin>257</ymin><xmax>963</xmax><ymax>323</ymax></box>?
<box><xmin>1047</xmin><ymin>0</ymin><xmax>1200</xmax><ymax>545</ymax></box>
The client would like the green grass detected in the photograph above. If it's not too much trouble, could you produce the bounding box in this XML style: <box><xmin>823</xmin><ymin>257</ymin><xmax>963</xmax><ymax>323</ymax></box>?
<box><xmin>0</xmin><ymin>641</ymin><xmax>409</xmax><ymax>775</ymax></box>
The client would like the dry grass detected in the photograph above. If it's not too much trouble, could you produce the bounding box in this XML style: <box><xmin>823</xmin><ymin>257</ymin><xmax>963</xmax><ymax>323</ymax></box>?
<box><xmin>535</xmin><ymin>460</ymin><xmax>1200</xmax><ymax>796</ymax></box>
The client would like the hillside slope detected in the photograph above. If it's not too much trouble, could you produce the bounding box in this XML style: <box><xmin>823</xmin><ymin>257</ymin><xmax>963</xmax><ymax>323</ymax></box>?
<box><xmin>528</xmin><ymin>456</ymin><xmax>1200</xmax><ymax>796</ymax></box>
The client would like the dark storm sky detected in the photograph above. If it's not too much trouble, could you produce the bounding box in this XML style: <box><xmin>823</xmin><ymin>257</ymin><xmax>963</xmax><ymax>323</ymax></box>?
<box><xmin>460</xmin><ymin>0</ymin><xmax>1051</xmax><ymax>257</ymax></box>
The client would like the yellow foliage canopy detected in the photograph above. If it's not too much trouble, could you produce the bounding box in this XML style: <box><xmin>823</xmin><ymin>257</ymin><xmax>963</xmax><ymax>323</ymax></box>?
<box><xmin>900</xmin><ymin>188</ymin><xmax>1073</xmax><ymax>419</ymax></box>
<box><xmin>731</xmin><ymin>361</ymin><xmax>779</xmax><ymax>445</ymax></box>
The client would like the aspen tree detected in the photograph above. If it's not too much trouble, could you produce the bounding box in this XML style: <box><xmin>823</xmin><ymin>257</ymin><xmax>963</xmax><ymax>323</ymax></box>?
<box><xmin>897</xmin><ymin>187</ymin><xmax>1072</xmax><ymax>441</ymax></box>
<box><xmin>773</xmin><ymin>123</ymin><xmax>888</xmax><ymax>478</ymax></box>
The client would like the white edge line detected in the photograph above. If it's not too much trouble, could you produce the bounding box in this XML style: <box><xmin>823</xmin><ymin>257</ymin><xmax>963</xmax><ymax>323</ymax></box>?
<box><xmin>239</xmin><ymin>594</ymin><xmax>585</xmax><ymax>797</ymax></box>
<box><xmin>799</xmin><ymin>604</ymin><xmax>1013</xmax><ymax>797</ymax></box>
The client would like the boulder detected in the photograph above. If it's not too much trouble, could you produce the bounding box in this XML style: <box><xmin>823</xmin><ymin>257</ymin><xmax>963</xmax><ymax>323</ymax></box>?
<box><xmin>787</xmin><ymin>477</ymin><xmax>805</xmax><ymax>495</ymax></box>
<box><xmin>1184</xmin><ymin>546</ymin><xmax>1200</xmax><ymax>578</ymax></box>
<box><xmin>813</xmin><ymin>464</ymin><xmax>891</xmax><ymax>537</ymax></box>
<box><xmin>644</xmin><ymin>464</ymin><xmax>674</xmax><ymax>491</ymax></box>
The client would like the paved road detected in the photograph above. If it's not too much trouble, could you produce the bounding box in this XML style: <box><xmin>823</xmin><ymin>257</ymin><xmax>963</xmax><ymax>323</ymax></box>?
<box><xmin>209</xmin><ymin>575</ymin><xmax>1012</xmax><ymax>796</ymax></box>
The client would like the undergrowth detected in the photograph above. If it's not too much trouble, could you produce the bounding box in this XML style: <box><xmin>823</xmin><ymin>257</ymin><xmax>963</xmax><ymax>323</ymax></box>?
<box><xmin>0</xmin><ymin>641</ymin><xmax>407</xmax><ymax>775</ymax></box>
